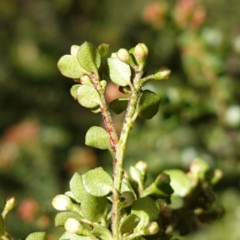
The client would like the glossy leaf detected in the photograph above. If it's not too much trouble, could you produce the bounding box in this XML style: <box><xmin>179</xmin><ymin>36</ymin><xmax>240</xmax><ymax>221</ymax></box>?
<box><xmin>73</xmin><ymin>85</ymin><xmax>101</xmax><ymax>108</ymax></box>
<box><xmin>137</xmin><ymin>90</ymin><xmax>161</xmax><ymax>119</ymax></box>
<box><xmin>164</xmin><ymin>169</ymin><xmax>192</xmax><ymax>197</ymax></box>
<box><xmin>77</xmin><ymin>42</ymin><xmax>101</xmax><ymax>73</ymax></box>
<box><xmin>107</xmin><ymin>57</ymin><xmax>131</xmax><ymax>86</ymax></box>
<box><xmin>70</xmin><ymin>173</ymin><xmax>87</xmax><ymax>202</ymax></box>
<box><xmin>25</xmin><ymin>232</ymin><xmax>47</xmax><ymax>240</ymax></box>
<box><xmin>57</xmin><ymin>55</ymin><xmax>84</xmax><ymax>79</ymax></box>
<box><xmin>55</xmin><ymin>211</ymin><xmax>83</xmax><ymax>227</ymax></box>
<box><xmin>85</xmin><ymin>126</ymin><xmax>111</xmax><ymax>150</ymax></box>
<box><xmin>92</xmin><ymin>226</ymin><xmax>112</xmax><ymax>240</ymax></box>
<box><xmin>109</xmin><ymin>98</ymin><xmax>129</xmax><ymax>114</ymax></box>
<box><xmin>120</xmin><ymin>214</ymin><xmax>140</xmax><ymax>234</ymax></box>
<box><xmin>131</xmin><ymin>197</ymin><xmax>160</xmax><ymax>228</ymax></box>
<box><xmin>81</xmin><ymin>193</ymin><xmax>108</xmax><ymax>222</ymax></box>
<box><xmin>82</xmin><ymin>167</ymin><xmax>113</xmax><ymax>197</ymax></box>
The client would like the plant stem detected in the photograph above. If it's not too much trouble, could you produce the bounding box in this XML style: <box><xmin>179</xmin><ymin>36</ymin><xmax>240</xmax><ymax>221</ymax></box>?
<box><xmin>91</xmin><ymin>73</ymin><xmax>119</xmax><ymax>152</ymax></box>
<box><xmin>112</xmin><ymin>72</ymin><xmax>143</xmax><ymax>239</ymax></box>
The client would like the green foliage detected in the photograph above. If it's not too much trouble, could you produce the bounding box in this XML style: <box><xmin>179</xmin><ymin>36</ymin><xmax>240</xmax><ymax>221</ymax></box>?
<box><xmin>47</xmin><ymin>41</ymin><xmax>223</xmax><ymax>240</ymax></box>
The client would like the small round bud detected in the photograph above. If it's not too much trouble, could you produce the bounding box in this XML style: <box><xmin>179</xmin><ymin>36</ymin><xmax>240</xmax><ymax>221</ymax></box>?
<box><xmin>142</xmin><ymin>222</ymin><xmax>159</xmax><ymax>235</ymax></box>
<box><xmin>135</xmin><ymin>161</ymin><xmax>147</xmax><ymax>176</ymax></box>
<box><xmin>71</xmin><ymin>45</ymin><xmax>80</xmax><ymax>56</ymax></box>
<box><xmin>100</xmin><ymin>80</ymin><xmax>107</xmax><ymax>88</ymax></box>
<box><xmin>134</xmin><ymin>43</ymin><xmax>148</xmax><ymax>59</ymax></box>
<box><xmin>211</xmin><ymin>169</ymin><xmax>223</xmax><ymax>184</ymax></box>
<box><xmin>52</xmin><ymin>194</ymin><xmax>72</xmax><ymax>211</ymax></box>
<box><xmin>65</xmin><ymin>218</ymin><xmax>81</xmax><ymax>234</ymax></box>
<box><xmin>117</xmin><ymin>48</ymin><xmax>130</xmax><ymax>62</ymax></box>
<box><xmin>155</xmin><ymin>173</ymin><xmax>171</xmax><ymax>187</ymax></box>
<box><xmin>2</xmin><ymin>196</ymin><xmax>17</xmax><ymax>218</ymax></box>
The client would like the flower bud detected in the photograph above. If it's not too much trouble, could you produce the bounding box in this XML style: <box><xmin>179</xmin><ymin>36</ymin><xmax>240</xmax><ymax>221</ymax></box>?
<box><xmin>134</xmin><ymin>43</ymin><xmax>149</xmax><ymax>59</ymax></box>
<box><xmin>65</xmin><ymin>218</ymin><xmax>81</xmax><ymax>234</ymax></box>
<box><xmin>135</xmin><ymin>161</ymin><xmax>147</xmax><ymax>176</ymax></box>
<box><xmin>117</xmin><ymin>48</ymin><xmax>130</xmax><ymax>62</ymax></box>
<box><xmin>71</xmin><ymin>45</ymin><xmax>80</xmax><ymax>56</ymax></box>
<box><xmin>2</xmin><ymin>196</ymin><xmax>17</xmax><ymax>219</ymax></box>
<box><xmin>100</xmin><ymin>80</ymin><xmax>107</xmax><ymax>88</ymax></box>
<box><xmin>153</xmin><ymin>68</ymin><xmax>171</xmax><ymax>81</ymax></box>
<box><xmin>142</xmin><ymin>222</ymin><xmax>159</xmax><ymax>235</ymax></box>
<box><xmin>52</xmin><ymin>194</ymin><xmax>72</xmax><ymax>211</ymax></box>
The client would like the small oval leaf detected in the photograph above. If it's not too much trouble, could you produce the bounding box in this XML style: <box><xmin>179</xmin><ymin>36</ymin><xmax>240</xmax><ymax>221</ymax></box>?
<box><xmin>70</xmin><ymin>173</ymin><xmax>87</xmax><ymax>202</ymax></box>
<box><xmin>137</xmin><ymin>90</ymin><xmax>161</xmax><ymax>119</ymax></box>
<box><xmin>70</xmin><ymin>84</ymin><xmax>81</xmax><ymax>100</ymax></box>
<box><xmin>131</xmin><ymin>197</ymin><xmax>160</xmax><ymax>229</ymax></box>
<box><xmin>109</xmin><ymin>98</ymin><xmax>129</xmax><ymax>114</ymax></box>
<box><xmin>107</xmin><ymin>58</ymin><xmax>131</xmax><ymax>86</ymax></box>
<box><xmin>92</xmin><ymin>225</ymin><xmax>112</xmax><ymax>240</ymax></box>
<box><xmin>81</xmin><ymin>193</ymin><xmax>108</xmax><ymax>222</ymax></box>
<box><xmin>82</xmin><ymin>167</ymin><xmax>113</xmax><ymax>196</ymax></box>
<box><xmin>58</xmin><ymin>55</ymin><xmax>84</xmax><ymax>79</ymax></box>
<box><xmin>77</xmin><ymin>42</ymin><xmax>101</xmax><ymax>73</ymax></box>
<box><xmin>98</xmin><ymin>43</ymin><xmax>110</xmax><ymax>59</ymax></box>
<box><xmin>120</xmin><ymin>214</ymin><xmax>140</xmax><ymax>234</ymax></box>
<box><xmin>164</xmin><ymin>170</ymin><xmax>192</xmax><ymax>197</ymax></box>
<box><xmin>76</xmin><ymin>85</ymin><xmax>101</xmax><ymax>108</ymax></box>
<box><xmin>85</xmin><ymin>126</ymin><xmax>111</xmax><ymax>150</ymax></box>
<box><xmin>25</xmin><ymin>232</ymin><xmax>47</xmax><ymax>240</ymax></box>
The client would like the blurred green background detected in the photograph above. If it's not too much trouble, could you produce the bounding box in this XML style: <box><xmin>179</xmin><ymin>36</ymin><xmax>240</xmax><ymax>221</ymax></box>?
<box><xmin>0</xmin><ymin>0</ymin><xmax>240</xmax><ymax>239</ymax></box>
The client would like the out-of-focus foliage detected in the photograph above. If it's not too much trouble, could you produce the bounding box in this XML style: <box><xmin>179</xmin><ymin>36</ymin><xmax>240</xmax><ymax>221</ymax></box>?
<box><xmin>0</xmin><ymin>0</ymin><xmax>240</xmax><ymax>239</ymax></box>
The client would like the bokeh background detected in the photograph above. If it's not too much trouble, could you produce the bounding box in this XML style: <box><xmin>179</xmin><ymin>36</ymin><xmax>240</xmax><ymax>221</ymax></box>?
<box><xmin>0</xmin><ymin>0</ymin><xmax>240</xmax><ymax>239</ymax></box>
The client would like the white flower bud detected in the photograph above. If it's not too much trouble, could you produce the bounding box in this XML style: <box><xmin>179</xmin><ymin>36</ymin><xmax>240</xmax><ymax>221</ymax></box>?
<box><xmin>52</xmin><ymin>194</ymin><xmax>72</xmax><ymax>211</ymax></box>
<box><xmin>64</xmin><ymin>218</ymin><xmax>81</xmax><ymax>234</ymax></box>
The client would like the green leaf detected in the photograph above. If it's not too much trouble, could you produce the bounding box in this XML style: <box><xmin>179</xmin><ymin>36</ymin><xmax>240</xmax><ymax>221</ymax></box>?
<box><xmin>109</xmin><ymin>98</ymin><xmax>129</xmax><ymax>114</ymax></box>
<box><xmin>82</xmin><ymin>167</ymin><xmax>113</xmax><ymax>197</ymax></box>
<box><xmin>77</xmin><ymin>42</ymin><xmax>101</xmax><ymax>73</ymax></box>
<box><xmin>85</xmin><ymin>126</ymin><xmax>111</xmax><ymax>150</ymax></box>
<box><xmin>55</xmin><ymin>211</ymin><xmax>83</xmax><ymax>227</ymax></box>
<box><xmin>120</xmin><ymin>214</ymin><xmax>140</xmax><ymax>234</ymax></box>
<box><xmin>164</xmin><ymin>170</ymin><xmax>192</xmax><ymax>197</ymax></box>
<box><xmin>0</xmin><ymin>215</ymin><xmax>5</xmax><ymax>236</ymax></box>
<box><xmin>107</xmin><ymin>58</ymin><xmax>131</xmax><ymax>86</ymax></box>
<box><xmin>57</xmin><ymin>55</ymin><xmax>84</xmax><ymax>79</ymax></box>
<box><xmin>81</xmin><ymin>193</ymin><xmax>108</xmax><ymax>222</ymax></box>
<box><xmin>70</xmin><ymin>84</ymin><xmax>81</xmax><ymax>100</ymax></box>
<box><xmin>92</xmin><ymin>226</ymin><xmax>112</xmax><ymax>240</ymax></box>
<box><xmin>137</xmin><ymin>90</ymin><xmax>161</xmax><ymax>119</ymax></box>
<box><xmin>131</xmin><ymin>197</ymin><xmax>160</xmax><ymax>229</ymax></box>
<box><xmin>98</xmin><ymin>43</ymin><xmax>110</xmax><ymax>58</ymax></box>
<box><xmin>25</xmin><ymin>232</ymin><xmax>47</xmax><ymax>240</ymax></box>
<box><xmin>73</xmin><ymin>85</ymin><xmax>101</xmax><ymax>108</ymax></box>
<box><xmin>70</xmin><ymin>173</ymin><xmax>87</xmax><ymax>202</ymax></box>
<box><xmin>59</xmin><ymin>232</ymin><xmax>91</xmax><ymax>240</ymax></box>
